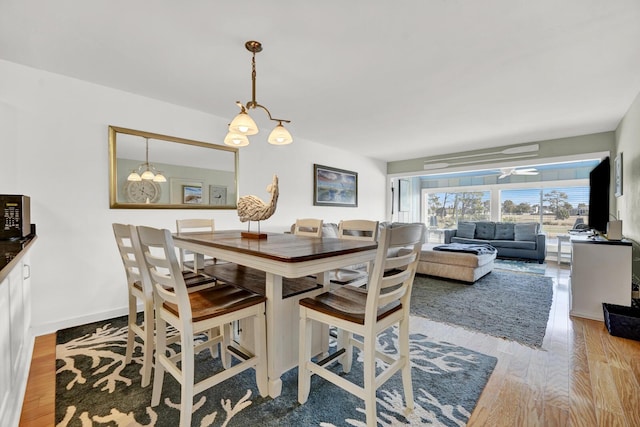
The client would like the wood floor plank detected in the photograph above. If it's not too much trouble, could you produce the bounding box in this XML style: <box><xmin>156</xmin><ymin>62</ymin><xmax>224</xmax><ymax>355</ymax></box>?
<box><xmin>569</xmin><ymin>373</ymin><xmax>599</xmax><ymax>426</ymax></box>
<box><xmin>19</xmin><ymin>333</ymin><xmax>56</xmax><ymax>427</ymax></box>
<box><xmin>484</xmin><ymin>377</ymin><xmax>521</xmax><ymax>426</ymax></box>
<box><xmin>505</xmin><ymin>344</ymin><xmax>531</xmax><ymax>381</ymax></box>
<box><xmin>609</xmin><ymin>365</ymin><xmax>640</xmax><ymax>426</ymax></box>
<box><xmin>630</xmin><ymin>356</ymin><xmax>640</xmax><ymax>393</ymax></box>
<box><xmin>568</xmin><ymin>318</ymin><xmax>599</xmax><ymax>426</ymax></box>
<box><xmin>600</xmin><ymin>337</ymin><xmax>634</xmax><ymax>376</ymax></box>
<box><xmin>525</xmin><ymin>346</ymin><xmax>547</xmax><ymax>402</ymax></box>
<box><xmin>543</xmin><ymin>403</ymin><xmax>569</xmax><ymax>427</ymax></box>
<box><xmin>543</xmin><ymin>351</ymin><xmax>570</xmax><ymax>411</ymax></box>
<box><xmin>583</xmin><ymin>319</ymin><xmax>608</xmax><ymax>363</ymax></box>
<box><xmin>594</xmin><ymin>408</ymin><xmax>629</xmax><ymax>427</ymax></box>
<box><xmin>587</xmin><ymin>359</ymin><xmax>625</xmax><ymax>414</ymax></box>
<box><xmin>511</xmin><ymin>378</ymin><xmax>545</xmax><ymax>427</ymax></box>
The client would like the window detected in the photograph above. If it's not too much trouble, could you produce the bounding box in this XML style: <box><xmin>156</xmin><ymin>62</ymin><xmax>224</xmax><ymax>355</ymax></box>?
<box><xmin>411</xmin><ymin>159</ymin><xmax>598</xmax><ymax>245</ymax></box>
<box><xmin>497</xmin><ymin>186</ymin><xmax>589</xmax><ymax>237</ymax></box>
<box><xmin>424</xmin><ymin>185</ymin><xmax>589</xmax><ymax>241</ymax></box>
<box><xmin>425</xmin><ymin>190</ymin><xmax>490</xmax><ymax>230</ymax></box>
<box><xmin>500</xmin><ymin>188</ymin><xmax>543</xmax><ymax>227</ymax></box>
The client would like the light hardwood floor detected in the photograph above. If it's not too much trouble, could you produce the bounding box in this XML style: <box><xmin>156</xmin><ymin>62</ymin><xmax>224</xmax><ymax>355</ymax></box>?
<box><xmin>19</xmin><ymin>263</ymin><xmax>640</xmax><ymax>426</ymax></box>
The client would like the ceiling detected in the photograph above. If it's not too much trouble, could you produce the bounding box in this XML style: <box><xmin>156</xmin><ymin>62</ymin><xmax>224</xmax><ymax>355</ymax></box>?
<box><xmin>2</xmin><ymin>0</ymin><xmax>640</xmax><ymax>162</ymax></box>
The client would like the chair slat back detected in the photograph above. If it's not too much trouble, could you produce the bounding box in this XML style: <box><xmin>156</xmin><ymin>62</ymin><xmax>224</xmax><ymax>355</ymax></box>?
<box><xmin>337</xmin><ymin>219</ymin><xmax>379</xmax><ymax>276</ymax></box>
<box><xmin>176</xmin><ymin>219</ymin><xmax>215</xmax><ymax>268</ymax></box>
<box><xmin>338</xmin><ymin>220</ymin><xmax>379</xmax><ymax>242</ymax></box>
<box><xmin>176</xmin><ymin>218</ymin><xmax>215</xmax><ymax>233</ymax></box>
<box><xmin>137</xmin><ymin>226</ymin><xmax>191</xmax><ymax>314</ymax></box>
<box><xmin>294</xmin><ymin>218</ymin><xmax>324</xmax><ymax>237</ymax></box>
<box><xmin>366</xmin><ymin>223</ymin><xmax>425</xmax><ymax>321</ymax></box>
<box><xmin>113</xmin><ymin>223</ymin><xmax>152</xmax><ymax>298</ymax></box>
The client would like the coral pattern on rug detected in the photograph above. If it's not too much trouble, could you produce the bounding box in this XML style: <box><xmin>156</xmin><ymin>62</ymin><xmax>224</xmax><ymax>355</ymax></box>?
<box><xmin>55</xmin><ymin>315</ymin><xmax>497</xmax><ymax>426</ymax></box>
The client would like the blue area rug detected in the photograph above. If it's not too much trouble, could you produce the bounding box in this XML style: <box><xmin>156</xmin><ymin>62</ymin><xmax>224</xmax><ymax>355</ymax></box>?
<box><xmin>411</xmin><ymin>270</ymin><xmax>553</xmax><ymax>348</ymax></box>
<box><xmin>494</xmin><ymin>258</ymin><xmax>546</xmax><ymax>275</ymax></box>
<box><xmin>55</xmin><ymin>315</ymin><xmax>497</xmax><ymax>426</ymax></box>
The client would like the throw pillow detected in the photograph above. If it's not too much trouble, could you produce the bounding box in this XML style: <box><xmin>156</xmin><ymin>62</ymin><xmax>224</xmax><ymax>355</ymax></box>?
<box><xmin>495</xmin><ymin>222</ymin><xmax>515</xmax><ymax>240</ymax></box>
<box><xmin>474</xmin><ymin>221</ymin><xmax>496</xmax><ymax>240</ymax></box>
<box><xmin>457</xmin><ymin>222</ymin><xmax>476</xmax><ymax>239</ymax></box>
<box><xmin>514</xmin><ymin>222</ymin><xmax>538</xmax><ymax>241</ymax></box>
<box><xmin>322</xmin><ymin>223</ymin><xmax>339</xmax><ymax>238</ymax></box>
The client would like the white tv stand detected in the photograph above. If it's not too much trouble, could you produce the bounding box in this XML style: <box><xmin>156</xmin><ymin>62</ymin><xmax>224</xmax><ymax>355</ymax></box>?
<box><xmin>569</xmin><ymin>235</ymin><xmax>632</xmax><ymax>321</ymax></box>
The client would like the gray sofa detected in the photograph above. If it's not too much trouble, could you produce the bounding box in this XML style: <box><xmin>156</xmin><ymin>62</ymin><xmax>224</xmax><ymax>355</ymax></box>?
<box><xmin>444</xmin><ymin>221</ymin><xmax>546</xmax><ymax>263</ymax></box>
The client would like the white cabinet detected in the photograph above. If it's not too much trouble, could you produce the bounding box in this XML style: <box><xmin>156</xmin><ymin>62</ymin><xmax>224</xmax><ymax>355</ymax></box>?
<box><xmin>569</xmin><ymin>237</ymin><xmax>632</xmax><ymax>321</ymax></box>
<box><xmin>0</xmin><ymin>272</ymin><xmax>12</xmax><ymax>421</ymax></box>
<box><xmin>0</xmin><ymin>247</ymin><xmax>33</xmax><ymax>427</ymax></box>
<box><xmin>9</xmin><ymin>263</ymin><xmax>25</xmax><ymax>373</ymax></box>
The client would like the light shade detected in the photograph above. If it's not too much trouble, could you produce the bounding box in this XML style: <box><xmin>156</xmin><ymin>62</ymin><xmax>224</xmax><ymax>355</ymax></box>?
<box><xmin>140</xmin><ymin>170</ymin><xmax>155</xmax><ymax>180</ymax></box>
<box><xmin>224</xmin><ymin>131</ymin><xmax>250</xmax><ymax>147</ymax></box>
<box><xmin>229</xmin><ymin>111</ymin><xmax>258</xmax><ymax>135</ymax></box>
<box><xmin>267</xmin><ymin>123</ymin><xmax>293</xmax><ymax>145</ymax></box>
<box><xmin>228</xmin><ymin>41</ymin><xmax>292</xmax><ymax>147</ymax></box>
<box><xmin>153</xmin><ymin>173</ymin><xmax>167</xmax><ymax>183</ymax></box>
<box><xmin>127</xmin><ymin>171</ymin><xmax>142</xmax><ymax>182</ymax></box>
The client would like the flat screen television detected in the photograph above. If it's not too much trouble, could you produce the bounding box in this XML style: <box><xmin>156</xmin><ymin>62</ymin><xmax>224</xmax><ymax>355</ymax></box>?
<box><xmin>588</xmin><ymin>156</ymin><xmax>610</xmax><ymax>234</ymax></box>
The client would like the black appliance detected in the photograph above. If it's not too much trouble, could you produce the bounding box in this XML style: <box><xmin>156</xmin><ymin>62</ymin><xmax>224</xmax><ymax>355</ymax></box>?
<box><xmin>588</xmin><ymin>157</ymin><xmax>610</xmax><ymax>234</ymax></box>
<box><xmin>0</xmin><ymin>195</ymin><xmax>31</xmax><ymax>240</ymax></box>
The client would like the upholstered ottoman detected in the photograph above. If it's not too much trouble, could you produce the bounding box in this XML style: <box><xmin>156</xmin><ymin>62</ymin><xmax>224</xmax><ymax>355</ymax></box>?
<box><xmin>400</xmin><ymin>243</ymin><xmax>497</xmax><ymax>283</ymax></box>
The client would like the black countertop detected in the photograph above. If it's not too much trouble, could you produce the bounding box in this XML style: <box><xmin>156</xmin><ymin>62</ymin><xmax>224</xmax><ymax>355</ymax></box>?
<box><xmin>0</xmin><ymin>234</ymin><xmax>37</xmax><ymax>283</ymax></box>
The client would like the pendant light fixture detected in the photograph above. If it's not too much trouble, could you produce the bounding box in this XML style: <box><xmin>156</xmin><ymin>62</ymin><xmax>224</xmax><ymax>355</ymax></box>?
<box><xmin>127</xmin><ymin>137</ymin><xmax>167</xmax><ymax>182</ymax></box>
<box><xmin>225</xmin><ymin>41</ymin><xmax>293</xmax><ymax>147</ymax></box>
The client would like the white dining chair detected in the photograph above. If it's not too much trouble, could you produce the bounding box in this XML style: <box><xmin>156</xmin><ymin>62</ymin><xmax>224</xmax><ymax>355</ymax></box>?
<box><xmin>112</xmin><ymin>223</ymin><xmax>155</xmax><ymax>387</ymax></box>
<box><xmin>329</xmin><ymin>219</ymin><xmax>380</xmax><ymax>288</ymax></box>
<box><xmin>113</xmin><ymin>223</ymin><xmax>219</xmax><ymax>388</ymax></box>
<box><xmin>298</xmin><ymin>223</ymin><xmax>425</xmax><ymax>427</ymax></box>
<box><xmin>137</xmin><ymin>225</ymin><xmax>268</xmax><ymax>427</ymax></box>
<box><xmin>176</xmin><ymin>218</ymin><xmax>216</xmax><ymax>272</ymax></box>
<box><xmin>293</xmin><ymin>218</ymin><xmax>324</xmax><ymax>237</ymax></box>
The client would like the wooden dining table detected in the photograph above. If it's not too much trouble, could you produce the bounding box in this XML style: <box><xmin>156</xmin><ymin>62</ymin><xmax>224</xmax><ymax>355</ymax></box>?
<box><xmin>172</xmin><ymin>230</ymin><xmax>378</xmax><ymax>397</ymax></box>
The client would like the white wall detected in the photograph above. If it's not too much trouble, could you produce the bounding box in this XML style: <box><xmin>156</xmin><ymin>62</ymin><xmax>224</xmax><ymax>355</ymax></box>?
<box><xmin>0</xmin><ymin>60</ymin><xmax>386</xmax><ymax>334</ymax></box>
<box><xmin>615</xmin><ymin>90</ymin><xmax>640</xmax><ymax>286</ymax></box>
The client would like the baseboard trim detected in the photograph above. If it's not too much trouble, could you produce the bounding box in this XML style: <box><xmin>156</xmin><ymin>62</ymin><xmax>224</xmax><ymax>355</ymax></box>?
<box><xmin>31</xmin><ymin>306</ymin><xmax>130</xmax><ymax>337</ymax></box>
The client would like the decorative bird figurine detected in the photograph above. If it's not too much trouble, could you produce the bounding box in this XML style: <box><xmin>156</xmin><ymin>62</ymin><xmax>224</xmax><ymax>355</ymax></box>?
<box><xmin>237</xmin><ymin>175</ymin><xmax>279</xmax><ymax>236</ymax></box>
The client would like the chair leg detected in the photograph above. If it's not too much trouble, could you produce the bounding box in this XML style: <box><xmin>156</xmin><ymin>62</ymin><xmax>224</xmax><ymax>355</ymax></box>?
<box><xmin>208</xmin><ymin>327</ymin><xmax>220</xmax><ymax>358</ymax></box>
<box><xmin>151</xmin><ymin>315</ymin><xmax>167</xmax><ymax>407</ymax></box>
<box><xmin>179</xmin><ymin>327</ymin><xmax>196</xmax><ymax>427</ymax></box>
<box><xmin>297</xmin><ymin>309</ymin><xmax>312</xmax><ymax>404</ymax></box>
<box><xmin>253</xmin><ymin>309</ymin><xmax>268</xmax><ymax>397</ymax></box>
<box><xmin>399</xmin><ymin>319</ymin><xmax>414</xmax><ymax>411</ymax></box>
<box><xmin>222</xmin><ymin>322</ymin><xmax>232</xmax><ymax>369</ymax></box>
<box><xmin>337</xmin><ymin>329</ymin><xmax>353</xmax><ymax>373</ymax></box>
<box><xmin>363</xmin><ymin>336</ymin><xmax>378</xmax><ymax>427</ymax></box>
<box><xmin>140</xmin><ymin>299</ymin><xmax>154</xmax><ymax>388</ymax></box>
<box><xmin>125</xmin><ymin>294</ymin><xmax>136</xmax><ymax>365</ymax></box>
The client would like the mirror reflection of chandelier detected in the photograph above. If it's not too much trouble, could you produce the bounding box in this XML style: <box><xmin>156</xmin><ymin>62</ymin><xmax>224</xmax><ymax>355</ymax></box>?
<box><xmin>224</xmin><ymin>40</ymin><xmax>293</xmax><ymax>147</ymax></box>
<box><xmin>127</xmin><ymin>137</ymin><xmax>167</xmax><ymax>182</ymax></box>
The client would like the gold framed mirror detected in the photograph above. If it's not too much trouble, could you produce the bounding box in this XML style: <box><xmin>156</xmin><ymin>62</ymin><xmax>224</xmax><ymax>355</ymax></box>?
<box><xmin>109</xmin><ymin>126</ymin><xmax>239</xmax><ymax>209</ymax></box>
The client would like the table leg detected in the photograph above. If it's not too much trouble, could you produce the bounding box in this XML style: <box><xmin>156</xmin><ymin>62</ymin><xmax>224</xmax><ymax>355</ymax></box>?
<box><xmin>193</xmin><ymin>253</ymin><xmax>204</xmax><ymax>270</ymax></box>
<box><xmin>317</xmin><ymin>271</ymin><xmax>330</xmax><ymax>356</ymax></box>
<box><xmin>263</xmin><ymin>271</ymin><xmax>330</xmax><ymax>398</ymax></box>
<box><xmin>264</xmin><ymin>272</ymin><xmax>284</xmax><ymax>397</ymax></box>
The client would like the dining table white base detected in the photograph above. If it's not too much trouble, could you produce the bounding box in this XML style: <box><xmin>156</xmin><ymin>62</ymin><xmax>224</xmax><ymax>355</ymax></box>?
<box><xmin>236</xmin><ymin>271</ymin><xmax>330</xmax><ymax>397</ymax></box>
<box><xmin>172</xmin><ymin>231</ymin><xmax>377</xmax><ymax>398</ymax></box>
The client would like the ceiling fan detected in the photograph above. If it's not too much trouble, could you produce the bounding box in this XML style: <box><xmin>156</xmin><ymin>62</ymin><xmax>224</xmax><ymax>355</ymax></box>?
<box><xmin>498</xmin><ymin>167</ymin><xmax>539</xmax><ymax>179</ymax></box>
